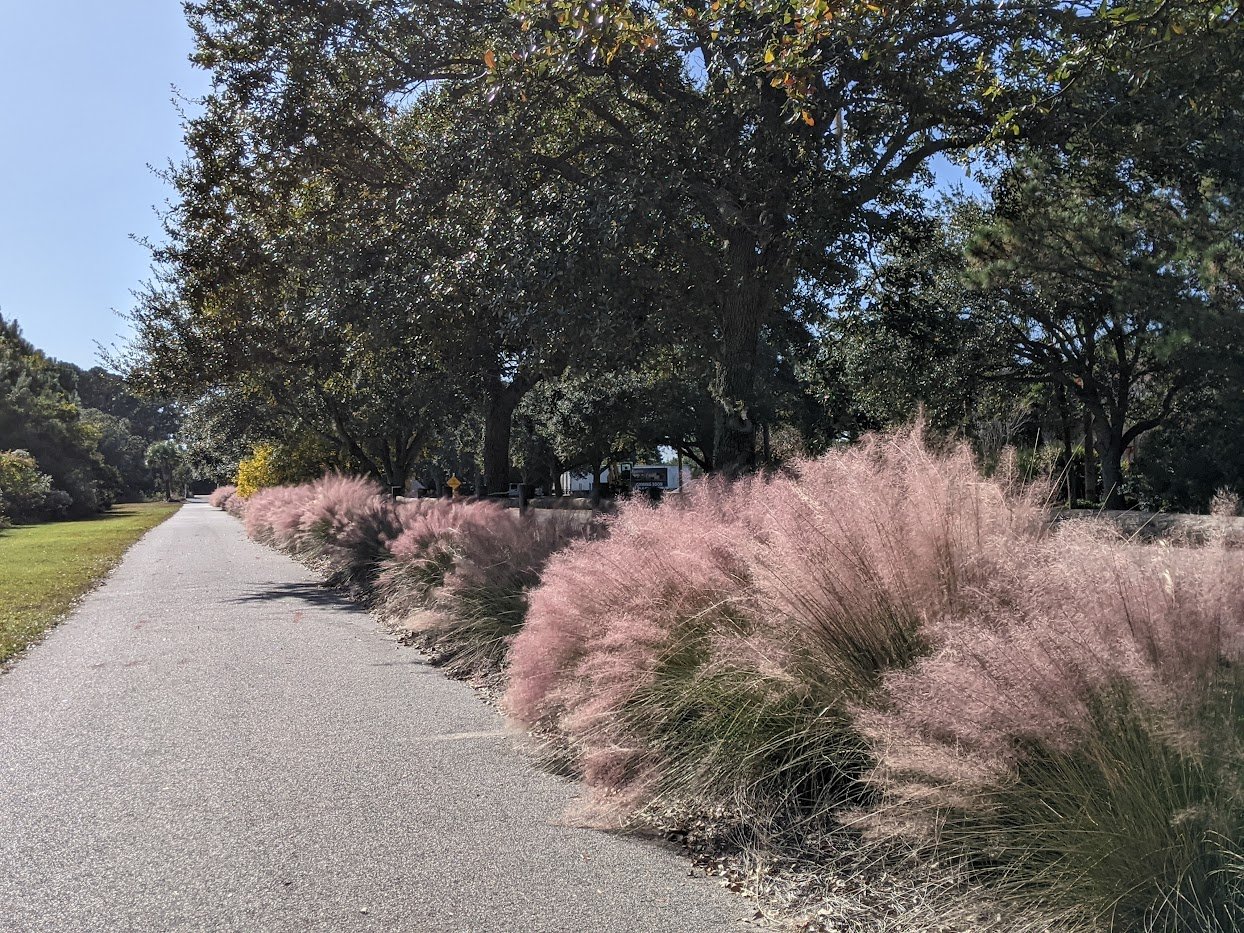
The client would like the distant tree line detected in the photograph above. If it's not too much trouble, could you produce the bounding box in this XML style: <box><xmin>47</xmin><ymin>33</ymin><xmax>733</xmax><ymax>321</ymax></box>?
<box><xmin>0</xmin><ymin>316</ymin><xmax>180</xmax><ymax>523</ymax></box>
<box><xmin>124</xmin><ymin>0</ymin><xmax>1243</xmax><ymax>510</ymax></box>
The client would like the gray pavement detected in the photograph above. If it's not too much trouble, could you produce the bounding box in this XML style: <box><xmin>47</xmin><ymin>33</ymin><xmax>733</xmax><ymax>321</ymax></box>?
<box><xmin>0</xmin><ymin>500</ymin><xmax>747</xmax><ymax>932</ymax></box>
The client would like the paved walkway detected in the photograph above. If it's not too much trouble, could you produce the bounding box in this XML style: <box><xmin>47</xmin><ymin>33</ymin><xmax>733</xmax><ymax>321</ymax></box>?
<box><xmin>0</xmin><ymin>500</ymin><xmax>746</xmax><ymax>932</ymax></box>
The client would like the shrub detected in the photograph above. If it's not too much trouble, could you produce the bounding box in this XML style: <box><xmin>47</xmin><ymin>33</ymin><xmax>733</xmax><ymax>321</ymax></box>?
<box><xmin>860</xmin><ymin>523</ymin><xmax>1244</xmax><ymax>931</ymax></box>
<box><xmin>505</xmin><ymin>475</ymin><xmax>762</xmax><ymax>815</ymax></box>
<box><xmin>375</xmin><ymin>499</ymin><xmax>496</xmax><ymax>617</ymax></box>
<box><xmin>1210</xmin><ymin>486</ymin><xmax>1242</xmax><ymax>518</ymax></box>
<box><xmin>223</xmin><ymin>488</ymin><xmax>248</xmax><ymax>518</ymax></box>
<box><xmin>208</xmin><ymin>485</ymin><xmax>237</xmax><ymax>510</ymax></box>
<box><xmin>0</xmin><ymin>449</ymin><xmax>69</xmax><ymax>523</ymax></box>
<box><xmin>505</xmin><ymin>428</ymin><xmax>1047</xmax><ymax>825</ymax></box>
<box><xmin>293</xmin><ymin>473</ymin><xmax>400</xmax><ymax>585</ymax></box>
<box><xmin>242</xmin><ymin>484</ymin><xmax>307</xmax><ymax>548</ymax></box>
<box><xmin>240</xmin><ymin>473</ymin><xmax>399</xmax><ymax>585</ymax></box>
<box><xmin>235</xmin><ymin>443</ymin><xmax>282</xmax><ymax>498</ymax></box>
<box><xmin>428</xmin><ymin>507</ymin><xmax>587</xmax><ymax>673</ymax></box>
<box><xmin>377</xmin><ymin>499</ymin><xmax>588</xmax><ymax>675</ymax></box>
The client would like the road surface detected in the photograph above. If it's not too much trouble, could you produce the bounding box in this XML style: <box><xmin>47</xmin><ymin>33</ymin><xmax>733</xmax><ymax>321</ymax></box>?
<box><xmin>0</xmin><ymin>499</ymin><xmax>747</xmax><ymax>932</ymax></box>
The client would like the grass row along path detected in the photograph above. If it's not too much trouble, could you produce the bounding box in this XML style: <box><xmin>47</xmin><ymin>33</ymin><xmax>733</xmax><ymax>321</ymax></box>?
<box><xmin>0</xmin><ymin>501</ymin><xmax>181</xmax><ymax>664</ymax></box>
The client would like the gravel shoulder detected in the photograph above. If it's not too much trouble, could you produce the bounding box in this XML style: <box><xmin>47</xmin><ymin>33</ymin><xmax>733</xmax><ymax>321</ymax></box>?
<box><xmin>0</xmin><ymin>499</ymin><xmax>749</xmax><ymax>933</ymax></box>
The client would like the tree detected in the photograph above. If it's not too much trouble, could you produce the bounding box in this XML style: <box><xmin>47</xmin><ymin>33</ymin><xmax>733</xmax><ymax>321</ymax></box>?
<box><xmin>145</xmin><ymin>440</ymin><xmax>183</xmax><ymax>501</ymax></box>
<box><xmin>1135</xmin><ymin>381</ymin><xmax>1244</xmax><ymax>512</ymax></box>
<box><xmin>0</xmin><ymin>316</ymin><xmax>118</xmax><ymax>515</ymax></box>
<box><xmin>180</xmin><ymin>0</ymin><xmax>1075</xmax><ymax>474</ymax></box>
<box><xmin>0</xmin><ymin>450</ymin><xmax>69</xmax><ymax>524</ymax></box>
<box><xmin>503</xmin><ymin>0</ymin><xmax>1087</xmax><ymax>470</ymax></box>
<box><xmin>131</xmin><ymin>24</ymin><xmax>679</xmax><ymax>492</ymax></box>
<box><xmin>524</xmin><ymin>371</ymin><xmax>649</xmax><ymax>501</ymax></box>
<box><xmin>125</xmin><ymin>143</ymin><xmax>457</xmax><ymax>491</ymax></box>
<box><xmin>380</xmin><ymin>89</ymin><xmax>673</xmax><ymax>492</ymax></box>
<box><xmin>966</xmin><ymin>158</ymin><xmax>1239</xmax><ymax>508</ymax></box>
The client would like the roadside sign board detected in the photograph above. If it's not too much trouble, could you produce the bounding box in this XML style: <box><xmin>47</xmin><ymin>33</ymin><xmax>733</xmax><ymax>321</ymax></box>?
<box><xmin>630</xmin><ymin>466</ymin><xmax>669</xmax><ymax>490</ymax></box>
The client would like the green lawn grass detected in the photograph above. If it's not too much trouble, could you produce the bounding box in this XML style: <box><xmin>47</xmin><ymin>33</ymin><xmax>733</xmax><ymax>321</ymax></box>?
<box><xmin>0</xmin><ymin>501</ymin><xmax>181</xmax><ymax>664</ymax></box>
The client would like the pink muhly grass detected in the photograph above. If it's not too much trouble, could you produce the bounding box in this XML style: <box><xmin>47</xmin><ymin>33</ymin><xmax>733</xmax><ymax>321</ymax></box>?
<box><xmin>291</xmin><ymin>473</ymin><xmax>400</xmax><ymax>583</ymax></box>
<box><xmin>504</xmin><ymin>427</ymin><xmax>1048</xmax><ymax>825</ymax></box>
<box><xmin>746</xmin><ymin>428</ymin><xmax>1048</xmax><ymax>698</ymax></box>
<box><xmin>505</xmin><ymin>474</ymin><xmax>756</xmax><ymax>729</ymax></box>
<box><xmin>859</xmin><ymin>521</ymin><xmax>1244</xmax><ymax>930</ymax></box>
<box><xmin>208</xmin><ymin>485</ymin><xmax>237</xmax><ymax>509</ymax></box>
<box><xmin>376</xmin><ymin>499</ymin><xmax>589</xmax><ymax>674</ymax></box>
<box><xmin>428</xmin><ymin>508</ymin><xmax>591</xmax><ymax>671</ymax></box>
<box><xmin>243</xmin><ymin>484</ymin><xmax>307</xmax><ymax>549</ymax></box>
<box><xmin>862</xmin><ymin>522</ymin><xmax>1244</xmax><ymax>808</ymax></box>
<box><xmin>224</xmin><ymin>489</ymin><xmax>248</xmax><ymax>518</ymax></box>
<box><xmin>374</xmin><ymin>499</ymin><xmax>507</xmax><ymax>618</ymax></box>
<box><xmin>504</xmin><ymin>473</ymin><xmax>769</xmax><ymax>815</ymax></box>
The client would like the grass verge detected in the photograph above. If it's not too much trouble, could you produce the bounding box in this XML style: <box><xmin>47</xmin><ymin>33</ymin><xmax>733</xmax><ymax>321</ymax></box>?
<box><xmin>0</xmin><ymin>501</ymin><xmax>181</xmax><ymax>663</ymax></box>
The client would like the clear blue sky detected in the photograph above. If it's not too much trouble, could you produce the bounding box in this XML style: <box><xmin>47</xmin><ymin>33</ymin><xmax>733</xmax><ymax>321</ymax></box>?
<box><xmin>0</xmin><ymin>3</ymin><xmax>208</xmax><ymax>368</ymax></box>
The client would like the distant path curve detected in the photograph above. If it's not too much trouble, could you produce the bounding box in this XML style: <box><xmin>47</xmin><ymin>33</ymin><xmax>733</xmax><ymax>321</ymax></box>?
<box><xmin>0</xmin><ymin>500</ymin><xmax>745</xmax><ymax>933</ymax></box>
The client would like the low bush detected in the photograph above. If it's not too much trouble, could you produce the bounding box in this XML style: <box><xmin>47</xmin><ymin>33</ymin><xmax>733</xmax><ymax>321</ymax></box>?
<box><xmin>243</xmin><ymin>474</ymin><xmax>399</xmax><ymax>585</ymax></box>
<box><xmin>377</xmin><ymin>499</ymin><xmax>588</xmax><ymax>675</ymax></box>
<box><xmin>235</xmin><ymin>444</ymin><xmax>281</xmax><ymax>499</ymax></box>
<box><xmin>217</xmin><ymin>438</ymin><xmax>1244</xmax><ymax>930</ymax></box>
<box><xmin>860</xmin><ymin>523</ymin><xmax>1244</xmax><ymax>932</ymax></box>
<box><xmin>242</xmin><ymin>483</ymin><xmax>306</xmax><ymax>548</ymax></box>
<box><xmin>223</xmin><ymin>489</ymin><xmax>248</xmax><ymax>518</ymax></box>
<box><xmin>505</xmin><ymin>429</ymin><xmax>1048</xmax><ymax>826</ymax></box>
<box><xmin>376</xmin><ymin>499</ymin><xmax>500</xmax><ymax>618</ymax></box>
<box><xmin>294</xmin><ymin>474</ymin><xmax>400</xmax><ymax>585</ymax></box>
<box><xmin>231</xmin><ymin>475</ymin><xmax>590</xmax><ymax>674</ymax></box>
<box><xmin>0</xmin><ymin>449</ymin><xmax>71</xmax><ymax>524</ymax></box>
<box><xmin>208</xmin><ymin>485</ymin><xmax>237</xmax><ymax>510</ymax></box>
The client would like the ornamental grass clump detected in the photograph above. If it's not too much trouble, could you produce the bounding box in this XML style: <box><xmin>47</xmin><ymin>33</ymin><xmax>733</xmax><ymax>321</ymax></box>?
<box><xmin>861</xmin><ymin>522</ymin><xmax>1244</xmax><ymax>932</ymax></box>
<box><xmin>208</xmin><ymin>485</ymin><xmax>237</xmax><ymax>510</ymax></box>
<box><xmin>242</xmin><ymin>484</ymin><xmax>306</xmax><ymax>549</ymax></box>
<box><xmin>377</xmin><ymin>499</ymin><xmax>588</xmax><ymax>675</ymax></box>
<box><xmin>506</xmin><ymin>474</ymin><xmax>762</xmax><ymax>816</ymax></box>
<box><xmin>224</xmin><ymin>488</ymin><xmax>248</xmax><ymax>518</ymax></box>
<box><xmin>428</xmin><ymin>508</ymin><xmax>588</xmax><ymax>674</ymax></box>
<box><xmin>747</xmin><ymin>431</ymin><xmax>1046</xmax><ymax>705</ymax></box>
<box><xmin>374</xmin><ymin>499</ymin><xmax>500</xmax><ymax>618</ymax></box>
<box><xmin>291</xmin><ymin>473</ymin><xmax>400</xmax><ymax>585</ymax></box>
<box><xmin>506</xmin><ymin>428</ymin><xmax>1046</xmax><ymax>827</ymax></box>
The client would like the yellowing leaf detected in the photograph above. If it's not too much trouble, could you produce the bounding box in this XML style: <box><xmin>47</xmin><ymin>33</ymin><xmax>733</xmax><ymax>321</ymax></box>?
<box><xmin>483</xmin><ymin>49</ymin><xmax>497</xmax><ymax>70</ymax></box>
<box><xmin>764</xmin><ymin>48</ymin><xmax>775</xmax><ymax>64</ymax></box>
<box><xmin>801</xmin><ymin>110</ymin><xmax>815</xmax><ymax>126</ymax></box>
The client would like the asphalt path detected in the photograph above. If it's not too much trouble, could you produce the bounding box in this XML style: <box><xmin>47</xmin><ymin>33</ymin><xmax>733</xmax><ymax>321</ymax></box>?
<box><xmin>0</xmin><ymin>499</ymin><xmax>747</xmax><ymax>932</ymax></box>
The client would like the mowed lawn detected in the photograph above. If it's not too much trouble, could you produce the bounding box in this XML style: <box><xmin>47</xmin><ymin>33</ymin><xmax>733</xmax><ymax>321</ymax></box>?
<box><xmin>0</xmin><ymin>502</ymin><xmax>181</xmax><ymax>663</ymax></box>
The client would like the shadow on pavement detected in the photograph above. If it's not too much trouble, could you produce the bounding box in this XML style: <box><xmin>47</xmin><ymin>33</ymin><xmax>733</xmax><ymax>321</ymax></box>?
<box><xmin>230</xmin><ymin>582</ymin><xmax>368</xmax><ymax>614</ymax></box>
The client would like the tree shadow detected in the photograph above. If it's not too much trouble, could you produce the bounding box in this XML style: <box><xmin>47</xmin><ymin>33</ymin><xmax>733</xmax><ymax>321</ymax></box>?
<box><xmin>230</xmin><ymin>582</ymin><xmax>367</xmax><ymax>613</ymax></box>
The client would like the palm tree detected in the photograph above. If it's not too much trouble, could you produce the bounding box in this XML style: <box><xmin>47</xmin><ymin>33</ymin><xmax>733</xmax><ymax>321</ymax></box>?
<box><xmin>144</xmin><ymin>440</ymin><xmax>182</xmax><ymax>501</ymax></box>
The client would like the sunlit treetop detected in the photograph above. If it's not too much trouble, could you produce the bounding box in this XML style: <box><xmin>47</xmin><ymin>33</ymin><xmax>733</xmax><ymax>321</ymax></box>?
<box><xmin>502</xmin><ymin>0</ymin><xmax>1239</xmax><ymax>132</ymax></box>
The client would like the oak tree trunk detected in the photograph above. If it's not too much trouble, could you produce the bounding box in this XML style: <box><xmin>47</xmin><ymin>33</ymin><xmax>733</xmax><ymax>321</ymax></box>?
<box><xmin>1097</xmin><ymin>427</ymin><xmax>1127</xmax><ymax>510</ymax></box>
<box><xmin>712</xmin><ymin>237</ymin><xmax>768</xmax><ymax>474</ymax></box>
<box><xmin>482</xmin><ymin>377</ymin><xmax>527</xmax><ymax>496</ymax></box>
<box><xmin>1082</xmin><ymin>408</ymin><xmax>1098</xmax><ymax>503</ymax></box>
